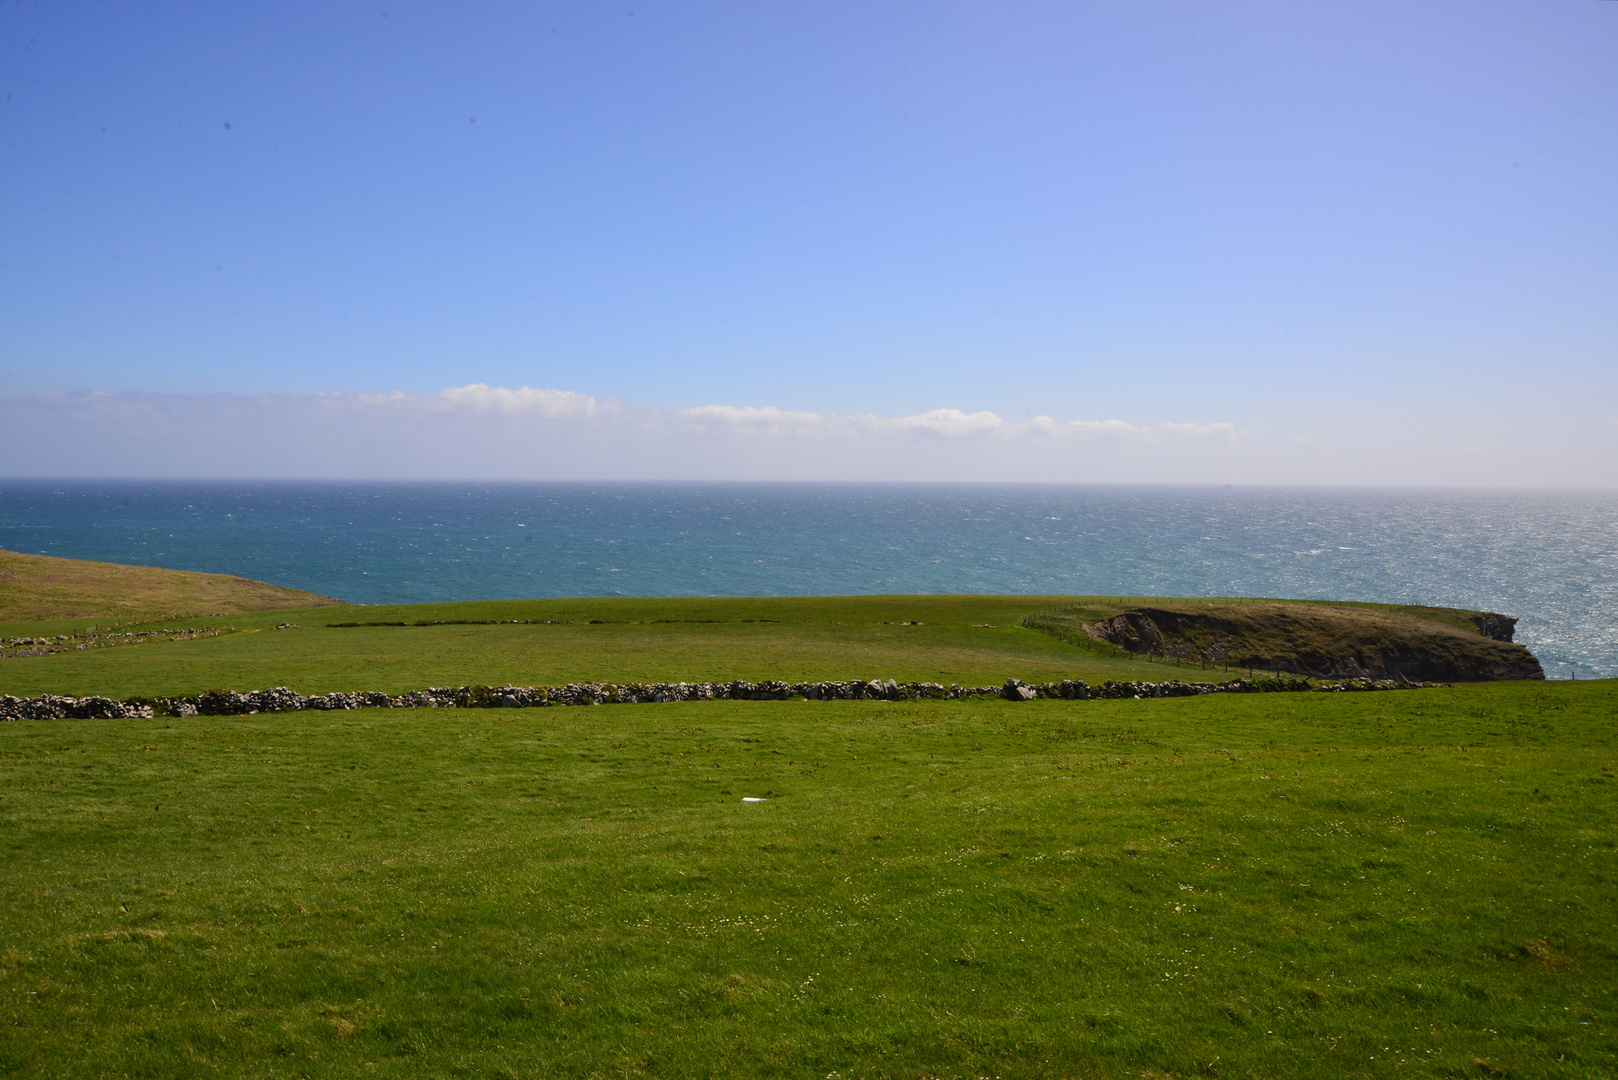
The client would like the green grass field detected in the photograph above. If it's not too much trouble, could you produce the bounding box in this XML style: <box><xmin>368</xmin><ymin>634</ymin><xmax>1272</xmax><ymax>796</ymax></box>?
<box><xmin>2</xmin><ymin>592</ymin><xmax>1613</xmax><ymax>1077</ymax></box>
<box><xmin>2</xmin><ymin>679</ymin><xmax>1615</xmax><ymax>1078</ymax></box>
<box><xmin>0</xmin><ymin>594</ymin><xmax>1499</xmax><ymax>700</ymax></box>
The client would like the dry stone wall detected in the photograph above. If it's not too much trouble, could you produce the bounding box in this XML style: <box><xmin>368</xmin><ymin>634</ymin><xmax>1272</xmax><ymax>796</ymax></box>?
<box><xmin>1</xmin><ymin>673</ymin><xmax>1433</xmax><ymax>721</ymax></box>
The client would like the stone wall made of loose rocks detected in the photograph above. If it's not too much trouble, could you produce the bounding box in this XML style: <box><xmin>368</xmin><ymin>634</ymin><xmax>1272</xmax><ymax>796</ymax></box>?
<box><xmin>0</xmin><ymin>627</ymin><xmax>227</xmax><ymax>659</ymax></box>
<box><xmin>0</xmin><ymin>673</ymin><xmax>1434</xmax><ymax>722</ymax></box>
<box><xmin>0</xmin><ymin>695</ymin><xmax>157</xmax><ymax>720</ymax></box>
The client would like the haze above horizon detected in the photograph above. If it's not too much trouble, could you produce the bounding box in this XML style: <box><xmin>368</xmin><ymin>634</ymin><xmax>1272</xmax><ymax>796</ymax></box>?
<box><xmin>2</xmin><ymin>1</ymin><xmax>1614</xmax><ymax>485</ymax></box>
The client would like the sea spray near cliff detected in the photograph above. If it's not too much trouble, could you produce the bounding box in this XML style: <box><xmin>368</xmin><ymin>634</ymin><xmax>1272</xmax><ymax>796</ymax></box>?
<box><xmin>1</xmin><ymin>481</ymin><xmax>1613</xmax><ymax>677</ymax></box>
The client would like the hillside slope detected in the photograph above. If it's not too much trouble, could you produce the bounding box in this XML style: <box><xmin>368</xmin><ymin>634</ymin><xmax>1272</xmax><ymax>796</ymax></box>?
<box><xmin>0</xmin><ymin>548</ymin><xmax>343</xmax><ymax>621</ymax></box>
<box><xmin>1024</xmin><ymin>600</ymin><xmax>1543</xmax><ymax>681</ymax></box>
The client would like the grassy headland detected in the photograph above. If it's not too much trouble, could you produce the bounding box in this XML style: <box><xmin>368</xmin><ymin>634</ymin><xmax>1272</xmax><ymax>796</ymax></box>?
<box><xmin>1025</xmin><ymin>599</ymin><xmax>1543</xmax><ymax>682</ymax></box>
<box><xmin>0</xmin><ymin>548</ymin><xmax>342</xmax><ymax>622</ymax></box>
<box><xmin>0</xmin><ymin>593</ymin><xmax>1544</xmax><ymax>700</ymax></box>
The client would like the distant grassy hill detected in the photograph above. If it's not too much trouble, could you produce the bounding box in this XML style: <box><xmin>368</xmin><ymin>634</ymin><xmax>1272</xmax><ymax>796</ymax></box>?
<box><xmin>1023</xmin><ymin>598</ymin><xmax>1543</xmax><ymax>682</ymax></box>
<box><xmin>0</xmin><ymin>548</ymin><xmax>343</xmax><ymax>622</ymax></box>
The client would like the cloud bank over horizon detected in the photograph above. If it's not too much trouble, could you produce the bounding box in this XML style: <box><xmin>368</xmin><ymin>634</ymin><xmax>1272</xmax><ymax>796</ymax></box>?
<box><xmin>2</xmin><ymin>384</ymin><xmax>1609</xmax><ymax>488</ymax></box>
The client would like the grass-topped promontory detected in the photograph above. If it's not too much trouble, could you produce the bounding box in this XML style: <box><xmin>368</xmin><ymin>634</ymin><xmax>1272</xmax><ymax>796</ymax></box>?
<box><xmin>0</xmin><ymin>547</ymin><xmax>343</xmax><ymax>622</ymax></box>
<box><xmin>1024</xmin><ymin>598</ymin><xmax>1543</xmax><ymax>682</ymax></box>
<box><xmin>0</xmin><ymin>593</ymin><xmax>1542</xmax><ymax>700</ymax></box>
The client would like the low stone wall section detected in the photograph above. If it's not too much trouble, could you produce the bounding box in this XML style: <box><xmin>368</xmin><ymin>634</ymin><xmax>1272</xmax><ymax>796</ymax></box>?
<box><xmin>1</xmin><ymin>673</ymin><xmax>1434</xmax><ymax>721</ymax></box>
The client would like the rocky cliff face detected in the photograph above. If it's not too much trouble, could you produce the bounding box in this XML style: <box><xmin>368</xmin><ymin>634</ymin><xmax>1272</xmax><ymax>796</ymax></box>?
<box><xmin>1469</xmin><ymin>612</ymin><xmax>1518</xmax><ymax>642</ymax></box>
<box><xmin>1068</xmin><ymin>603</ymin><xmax>1544</xmax><ymax>682</ymax></box>
<box><xmin>1091</xmin><ymin>612</ymin><xmax>1165</xmax><ymax>656</ymax></box>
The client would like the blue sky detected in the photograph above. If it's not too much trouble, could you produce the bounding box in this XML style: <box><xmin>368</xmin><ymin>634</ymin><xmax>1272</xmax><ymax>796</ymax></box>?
<box><xmin>2</xmin><ymin>1</ymin><xmax>1615</xmax><ymax>483</ymax></box>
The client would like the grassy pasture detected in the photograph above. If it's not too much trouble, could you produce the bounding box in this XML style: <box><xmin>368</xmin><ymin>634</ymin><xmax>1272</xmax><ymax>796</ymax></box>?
<box><xmin>0</xmin><ymin>595</ymin><xmax>1474</xmax><ymax>700</ymax></box>
<box><xmin>0</xmin><ymin>548</ymin><xmax>341</xmax><ymax>623</ymax></box>
<box><xmin>2</xmin><ymin>680</ymin><xmax>1615</xmax><ymax>1078</ymax></box>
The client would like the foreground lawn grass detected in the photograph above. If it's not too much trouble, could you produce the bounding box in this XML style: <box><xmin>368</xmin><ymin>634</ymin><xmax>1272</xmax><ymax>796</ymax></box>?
<box><xmin>2</xmin><ymin>680</ymin><xmax>1614</xmax><ymax>1078</ymax></box>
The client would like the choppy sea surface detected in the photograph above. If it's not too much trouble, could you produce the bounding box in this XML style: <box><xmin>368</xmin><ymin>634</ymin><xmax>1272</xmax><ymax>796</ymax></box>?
<box><xmin>1</xmin><ymin>481</ymin><xmax>1613</xmax><ymax>678</ymax></box>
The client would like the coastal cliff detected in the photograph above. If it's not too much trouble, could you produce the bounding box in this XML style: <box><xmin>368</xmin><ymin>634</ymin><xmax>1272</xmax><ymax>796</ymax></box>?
<box><xmin>1026</xmin><ymin>601</ymin><xmax>1544</xmax><ymax>682</ymax></box>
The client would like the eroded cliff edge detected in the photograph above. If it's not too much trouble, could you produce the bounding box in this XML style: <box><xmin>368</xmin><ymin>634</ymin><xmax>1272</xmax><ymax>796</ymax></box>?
<box><xmin>1025</xmin><ymin>601</ymin><xmax>1545</xmax><ymax>682</ymax></box>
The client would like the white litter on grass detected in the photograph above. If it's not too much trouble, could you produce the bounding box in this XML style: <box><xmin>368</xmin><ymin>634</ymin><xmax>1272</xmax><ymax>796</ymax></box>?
<box><xmin>741</xmin><ymin>797</ymin><xmax>767</xmax><ymax>802</ymax></box>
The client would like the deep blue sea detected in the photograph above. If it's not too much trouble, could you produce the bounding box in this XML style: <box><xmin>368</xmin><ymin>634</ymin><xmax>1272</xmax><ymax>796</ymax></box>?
<box><xmin>1</xmin><ymin>481</ymin><xmax>1613</xmax><ymax>678</ymax></box>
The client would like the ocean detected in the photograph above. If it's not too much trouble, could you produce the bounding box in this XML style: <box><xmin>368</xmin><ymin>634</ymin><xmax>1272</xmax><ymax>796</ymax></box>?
<box><xmin>1</xmin><ymin>481</ymin><xmax>1613</xmax><ymax>678</ymax></box>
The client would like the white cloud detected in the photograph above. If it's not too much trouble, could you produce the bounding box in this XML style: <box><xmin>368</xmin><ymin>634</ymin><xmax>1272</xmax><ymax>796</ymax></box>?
<box><xmin>677</xmin><ymin>404</ymin><xmax>833</xmax><ymax>434</ymax></box>
<box><xmin>1021</xmin><ymin>417</ymin><xmax>1237</xmax><ymax>441</ymax></box>
<box><xmin>435</xmin><ymin>383</ymin><xmax>601</xmax><ymax>418</ymax></box>
<box><xmin>883</xmin><ymin>408</ymin><xmax>1006</xmax><ymax>437</ymax></box>
<box><xmin>433</xmin><ymin>386</ymin><xmax>1230</xmax><ymax>447</ymax></box>
<box><xmin>1150</xmin><ymin>421</ymin><xmax>1238</xmax><ymax>441</ymax></box>
<box><xmin>677</xmin><ymin>404</ymin><xmax>1024</xmax><ymax>440</ymax></box>
<box><xmin>20</xmin><ymin>382</ymin><xmax>1603</xmax><ymax>484</ymax></box>
<box><xmin>0</xmin><ymin>384</ymin><xmax>1247</xmax><ymax>480</ymax></box>
<box><xmin>668</xmin><ymin>404</ymin><xmax>1237</xmax><ymax>443</ymax></box>
<box><xmin>1024</xmin><ymin>416</ymin><xmax>1136</xmax><ymax>438</ymax></box>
